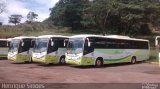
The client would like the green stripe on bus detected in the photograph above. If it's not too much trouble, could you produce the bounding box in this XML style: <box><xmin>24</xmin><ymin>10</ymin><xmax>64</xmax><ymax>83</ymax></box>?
<box><xmin>104</xmin><ymin>55</ymin><xmax>131</xmax><ymax>61</ymax></box>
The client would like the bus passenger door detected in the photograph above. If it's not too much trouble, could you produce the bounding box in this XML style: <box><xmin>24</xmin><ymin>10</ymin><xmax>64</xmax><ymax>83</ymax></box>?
<box><xmin>48</xmin><ymin>39</ymin><xmax>58</xmax><ymax>54</ymax></box>
<box><xmin>83</xmin><ymin>38</ymin><xmax>94</xmax><ymax>65</ymax></box>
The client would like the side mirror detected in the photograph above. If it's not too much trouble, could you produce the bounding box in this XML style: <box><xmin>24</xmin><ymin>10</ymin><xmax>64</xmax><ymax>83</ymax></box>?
<box><xmin>155</xmin><ymin>39</ymin><xmax>158</xmax><ymax>46</ymax></box>
<box><xmin>31</xmin><ymin>40</ymin><xmax>35</xmax><ymax>47</ymax></box>
<box><xmin>64</xmin><ymin>39</ymin><xmax>68</xmax><ymax>47</ymax></box>
<box><xmin>7</xmin><ymin>42</ymin><xmax>9</xmax><ymax>47</ymax></box>
<box><xmin>64</xmin><ymin>42</ymin><xmax>66</xmax><ymax>47</ymax></box>
<box><xmin>86</xmin><ymin>38</ymin><xmax>91</xmax><ymax>47</ymax></box>
<box><xmin>51</xmin><ymin>41</ymin><xmax>54</xmax><ymax>46</ymax></box>
<box><xmin>155</xmin><ymin>37</ymin><xmax>159</xmax><ymax>46</ymax></box>
<box><xmin>21</xmin><ymin>42</ymin><xmax>24</xmax><ymax>46</ymax></box>
<box><xmin>88</xmin><ymin>42</ymin><xmax>91</xmax><ymax>47</ymax></box>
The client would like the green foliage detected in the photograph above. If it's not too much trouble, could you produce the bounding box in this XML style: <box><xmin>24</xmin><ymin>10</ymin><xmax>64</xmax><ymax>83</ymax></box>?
<box><xmin>0</xmin><ymin>22</ymin><xmax>72</xmax><ymax>38</ymax></box>
<box><xmin>26</xmin><ymin>11</ymin><xmax>38</xmax><ymax>23</ymax></box>
<box><xmin>48</xmin><ymin>0</ymin><xmax>160</xmax><ymax>35</ymax></box>
<box><xmin>49</xmin><ymin>0</ymin><xmax>90</xmax><ymax>30</ymax></box>
<box><xmin>84</xmin><ymin>0</ymin><xmax>160</xmax><ymax>35</ymax></box>
<box><xmin>8</xmin><ymin>15</ymin><xmax>23</xmax><ymax>25</ymax></box>
<box><xmin>149</xmin><ymin>47</ymin><xmax>158</xmax><ymax>62</ymax></box>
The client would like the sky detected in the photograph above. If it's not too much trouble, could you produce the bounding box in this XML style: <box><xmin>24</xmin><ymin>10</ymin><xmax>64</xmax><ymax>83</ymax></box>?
<box><xmin>0</xmin><ymin>0</ymin><xmax>59</xmax><ymax>25</ymax></box>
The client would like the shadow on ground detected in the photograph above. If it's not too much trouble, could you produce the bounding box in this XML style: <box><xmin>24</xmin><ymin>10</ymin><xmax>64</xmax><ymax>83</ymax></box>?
<box><xmin>70</xmin><ymin>61</ymin><xmax>145</xmax><ymax>69</ymax></box>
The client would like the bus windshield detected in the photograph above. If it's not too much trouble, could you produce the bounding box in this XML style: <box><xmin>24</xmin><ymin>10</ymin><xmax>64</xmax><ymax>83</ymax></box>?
<box><xmin>9</xmin><ymin>39</ymin><xmax>20</xmax><ymax>52</ymax></box>
<box><xmin>67</xmin><ymin>38</ymin><xmax>84</xmax><ymax>54</ymax></box>
<box><xmin>34</xmin><ymin>38</ymin><xmax>49</xmax><ymax>53</ymax></box>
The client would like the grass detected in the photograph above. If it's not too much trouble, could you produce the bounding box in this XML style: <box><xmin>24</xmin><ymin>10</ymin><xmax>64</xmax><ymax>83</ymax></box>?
<box><xmin>0</xmin><ymin>22</ymin><xmax>70</xmax><ymax>38</ymax></box>
<box><xmin>0</xmin><ymin>22</ymin><xmax>103</xmax><ymax>38</ymax></box>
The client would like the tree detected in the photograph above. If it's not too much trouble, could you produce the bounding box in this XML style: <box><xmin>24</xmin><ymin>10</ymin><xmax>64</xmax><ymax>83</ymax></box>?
<box><xmin>84</xmin><ymin>0</ymin><xmax>123</xmax><ymax>33</ymax></box>
<box><xmin>84</xmin><ymin>0</ymin><xmax>160</xmax><ymax>35</ymax></box>
<box><xmin>0</xmin><ymin>1</ymin><xmax>6</xmax><ymax>14</ymax></box>
<box><xmin>26</xmin><ymin>11</ymin><xmax>38</xmax><ymax>24</ymax></box>
<box><xmin>8</xmin><ymin>15</ymin><xmax>23</xmax><ymax>25</ymax></box>
<box><xmin>49</xmin><ymin>0</ymin><xmax>90</xmax><ymax>31</ymax></box>
<box><xmin>48</xmin><ymin>0</ymin><xmax>160</xmax><ymax>35</ymax></box>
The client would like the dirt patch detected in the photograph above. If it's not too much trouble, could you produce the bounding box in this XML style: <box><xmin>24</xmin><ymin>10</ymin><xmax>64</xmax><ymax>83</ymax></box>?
<box><xmin>143</xmin><ymin>70</ymin><xmax>160</xmax><ymax>75</ymax></box>
<box><xmin>0</xmin><ymin>60</ymin><xmax>160</xmax><ymax>83</ymax></box>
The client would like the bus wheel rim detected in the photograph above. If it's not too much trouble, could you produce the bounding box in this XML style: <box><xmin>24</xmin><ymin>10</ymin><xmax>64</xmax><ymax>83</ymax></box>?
<box><xmin>61</xmin><ymin>58</ymin><xmax>65</xmax><ymax>64</ymax></box>
<box><xmin>132</xmin><ymin>58</ymin><xmax>136</xmax><ymax>63</ymax></box>
<box><xmin>97</xmin><ymin>60</ymin><xmax>101</xmax><ymax>66</ymax></box>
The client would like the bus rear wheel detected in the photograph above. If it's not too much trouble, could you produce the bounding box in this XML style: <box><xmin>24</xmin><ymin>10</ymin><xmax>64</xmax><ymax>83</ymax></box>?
<box><xmin>95</xmin><ymin>58</ymin><xmax>103</xmax><ymax>67</ymax></box>
<box><xmin>131</xmin><ymin>57</ymin><xmax>136</xmax><ymax>64</ymax></box>
<box><xmin>59</xmin><ymin>57</ymin><xmax>65</xmax><ymax>65</ymax></box>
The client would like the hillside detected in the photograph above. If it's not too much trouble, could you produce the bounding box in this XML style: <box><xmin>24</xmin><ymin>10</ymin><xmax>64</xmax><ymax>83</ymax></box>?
<box><xmin>1</xmin><ymin>0</ymin><xmax>160</xmax><ymax>39</ymax></box>
<box><xmin>1</xmin><ymin>22</ymin><xmax>160</xmax><ymax>37</ymax></box>
<box><xmin>0</xmin><ymin>22</ymin><xmax>71</xmax><ymax>38</ymax></box>
<box><xmin>0</xmin><ymin>22</ymin><xmax>110</xmax><ymax>38</ymax></box>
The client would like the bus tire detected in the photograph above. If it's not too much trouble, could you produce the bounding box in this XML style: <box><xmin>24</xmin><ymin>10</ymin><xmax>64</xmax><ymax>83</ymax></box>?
<box><xmin>131</xmin><ymin>56</ymin><xmax>136</xmax><ymax>64</ymax></box>
<box><xmin>59</xmin><ymin>56</ymin><xmax>65</xmax><ymax>65</ymax></box>
<box><xmin>95</xmin><ymin>58</ymin><xmax>103</xmax><ymax>67</ymax></box>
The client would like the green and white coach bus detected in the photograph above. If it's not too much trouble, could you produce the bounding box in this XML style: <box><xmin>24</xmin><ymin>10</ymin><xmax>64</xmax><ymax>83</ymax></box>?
<box><xmin>155</xmin><ymin>36</ymin><xmax>160</xmax><ymax>46</ymax></box>
<box><xmin>65</xmin><ymin>35</ymin><xmax>150</xmax><ymax>67</ymax></box>
<box><xmin>32</xmin><ymin>35</ymin><xmax>69</xmax><ymax>64</ymax></box>
<box><xmin>8</xmin><ymin>36</ymin><xmax>35</xmax><ymax>63</ymax></box>
<box><xmin>0</xmin><ymin>39</ymin><xmax>10</xmax><ymax>58</ymax></box>
<box><xmin>155</xmin><ymin>36</ymin><xmax>160</xmax><ymax>66</ymax></box>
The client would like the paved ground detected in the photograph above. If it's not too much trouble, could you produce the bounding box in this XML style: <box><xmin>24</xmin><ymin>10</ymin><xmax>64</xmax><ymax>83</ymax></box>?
<box><xmin>0</xmin><ymin>59</ymin><xmax>160</xmax><ymax>83</ymax></box>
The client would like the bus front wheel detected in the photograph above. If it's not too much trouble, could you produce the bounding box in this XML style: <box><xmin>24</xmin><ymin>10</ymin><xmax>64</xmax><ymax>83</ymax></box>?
<box><xmin>95</xmin><ymin>58</ymin><xmax>103</xmax><ymax>67</ymax></box>
<box><xmin>131</xmin><ymin>57</ymin><xmax>136</xmax><ymax>64</ymax></box>
<box><xmin>59</xmin><ymin>57</ymin><xmax>65</xmax><ymax>65</ymax></box>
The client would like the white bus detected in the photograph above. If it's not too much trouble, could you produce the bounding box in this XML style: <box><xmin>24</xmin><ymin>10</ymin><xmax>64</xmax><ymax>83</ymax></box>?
<box><xmin>155</xmin><ymin>36</ymin><xmax>160</xmax><ymax>66</ymax></box>
<box><xmin>32</xmin><ymin>35</ymin><xmax>69</xmax><ymax>64</ymax></box>
<box><xmin>8</xmin><ymin>36</ymin><xmax>35</xmax><ymax>63</ymax></box>
<box><xmin>155</xmin><ymin>36</ymin><xmax>160</xmax><ymax>47</ymax></box>
<box><xmin>0</xmin><ymin>39</ymin><xmax>10</xmax><ymax>58</ymax></box>
<box><xmin>65</xmin><ymin>35</ymin><xmax>150</xmax><ymax>67</ymax></box>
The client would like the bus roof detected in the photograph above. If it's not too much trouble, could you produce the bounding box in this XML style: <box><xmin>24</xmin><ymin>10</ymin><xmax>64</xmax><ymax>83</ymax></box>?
<box><xmin>37</xmin><ymin>35</ymin><xmax>69</xmax><ymax>38</ymax></box>
<box><xmin>0</xmin><ymin>39</ymin><xmax>8</xmax><ymax>41</ymax></box>
<box><xmin>70</xmin><ymin>34</ymin><xmax>149</xmax><ymax>42</ymax></box>
<box><xmin>12</xmin><ymin>36</ymin><xmax>36</xmax><ymax>40</ymax></box>
<box><xmin>156</xmin><ymin>36</ymin><xmax>160</xmax><ymax>39</ymax></box>
<box><xmin>7</xmin><ymin>38</ymin><xmax>12</xmax><ymax>41</ymax></box>
<box><xmin>0</xmin><ymin>38</ymin><xmax>13</xmax><ymax>41</ymax></box>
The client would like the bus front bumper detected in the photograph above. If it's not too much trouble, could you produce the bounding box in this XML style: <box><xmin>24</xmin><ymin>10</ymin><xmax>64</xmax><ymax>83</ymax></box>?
<box><xmin>66</xmin><ymin>57</ymin><xmax>95</xmax><ymax>66</ymax></box>
<box><xmin>32</xmin><ymin>55</ymin><xmax>59</xmax><ymax>64</ymax></box>
<box><xmin>8</xmin><ymin>54</ymin><xmax>31</xmax><ymax>63</ymax></box>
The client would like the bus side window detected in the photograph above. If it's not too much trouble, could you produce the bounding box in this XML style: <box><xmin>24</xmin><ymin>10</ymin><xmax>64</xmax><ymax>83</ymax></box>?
<box><xmin>31</xmin><ymin>40</ymin><xmax>35</xmax><ymax>48</ymax></box>
<box><xmin>106</xmin><ymin>39</ymin><xmax>115</xmax><ymax>49</ymax></box>
<box><xmin>48</xmin><ymin>39</ymin><xmax>58</xmax><ymax>53</ymax></box>
<box><xmin>0</xmin><ymin>41</ymin><xmax>7</xmax><ymax>47</ymax></box>
<box><xmin>19</xmin><ymin>40</ymin><xmax>31</xmax><ymax>53</ymax></box>
<box><xmin>95</xmin><ymin>38</ymin><xmax>106</xmax><ymax>48</ymax></box>
<box><xmin>25</xmin><ymin>40</ymin><xmax>31</xmax><ymax>51</ymax></box>
<box><xmin>58</xmin><ymin>38</ymin><xmax>68</xmax><ymax>48</ymax></box>
<box><xmin>48</xmin><ymin>40</ymin><xmax>53</xmax><ymax>53</ymax></box>
<box><xmin>64</xmin><ymin>39</ymin><xmax>68</xmax><ymax>48</ymax></box>
<box><xmin>7</xmin><ymin>41</ymin><xmax>10</xmax><ymax>47</ymax></box>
